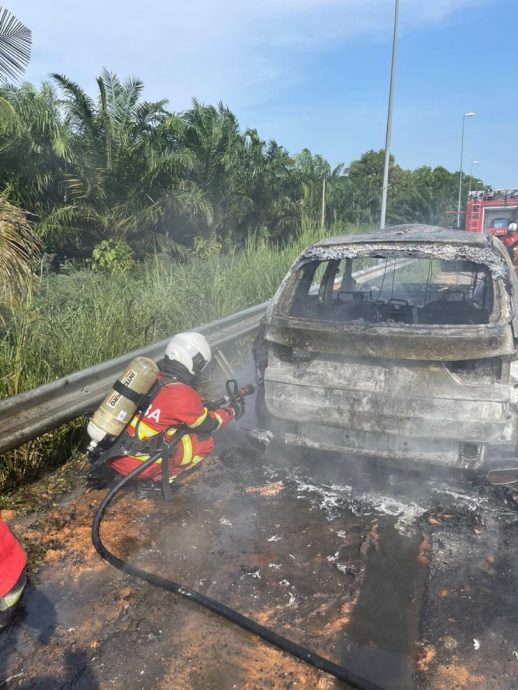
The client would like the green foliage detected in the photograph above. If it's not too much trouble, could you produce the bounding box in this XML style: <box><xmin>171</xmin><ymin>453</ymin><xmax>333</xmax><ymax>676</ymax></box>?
<box><xmin>0</xmin><ymin>70</ymin><xmax>486</xmax><ymax>268</ymax></box>
<box><xmin>0</xmin><ymin>83</ymin><xmax>70</xmax><ymax>222</ymax></box>
<box><xmin>92</xmin><ymin>238</ymin><xmax>133</xmax><ymax>273</ymax></box>
<box><xmin>192</xmin><ymin>235</ymin><xmax>222</xmax><ymax>261</ymax></box>
<box><xmin>0</xmin><ymin>224</ymin><xmax>330</xmax><ymax>400</ymax></box>
<box><xmin>0</xmin><ymin>195</ymin><xmax>39</xmax><ymax>312</ymax></box>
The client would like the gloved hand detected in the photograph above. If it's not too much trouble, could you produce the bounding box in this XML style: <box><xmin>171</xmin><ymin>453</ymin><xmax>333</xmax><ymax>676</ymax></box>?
<box><xmin>230</xmin><ymin>397</ymin><xmax>245</xmax><ymax>420</ymax></box>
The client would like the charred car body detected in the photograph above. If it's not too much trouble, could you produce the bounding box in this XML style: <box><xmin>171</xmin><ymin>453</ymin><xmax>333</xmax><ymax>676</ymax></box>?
<box><xmin>254</xmin><ymin>225</ymin><xmax>518</xmax><ymax>468</ymax></box>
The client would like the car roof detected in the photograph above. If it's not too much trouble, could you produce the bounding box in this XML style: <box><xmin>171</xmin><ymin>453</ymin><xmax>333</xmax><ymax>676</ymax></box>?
<box><xmin>314</xmin><ymin>224</ymin><xmax>492</xmax><ymax>248</ymax></box>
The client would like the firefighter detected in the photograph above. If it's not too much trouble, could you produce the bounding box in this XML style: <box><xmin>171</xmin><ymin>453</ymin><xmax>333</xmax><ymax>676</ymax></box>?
<box><xmin>100</xmin><ymin>332</ymin><xmax>244</xmax><ymax>497</ymax></box>
<box><xmin>502</xmin><ymin>221</ymin><xmax>518</xmax><ymax>247</ymax></box>
<box><xmin>0</xmin><ymin>519</ymin><xmax>27</xmax><ymax>618</ymax></box>
<box><xmin>504</xmin><ymin>222</ymin><xmax>518</xmax><ymax>274</ymax></box>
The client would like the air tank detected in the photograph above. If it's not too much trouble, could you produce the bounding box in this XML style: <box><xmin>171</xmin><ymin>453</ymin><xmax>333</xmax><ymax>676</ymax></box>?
<box><xmin>87</xmin><ymin>356</ymin><xmax>159</xmax><ymax>452</ymax></box>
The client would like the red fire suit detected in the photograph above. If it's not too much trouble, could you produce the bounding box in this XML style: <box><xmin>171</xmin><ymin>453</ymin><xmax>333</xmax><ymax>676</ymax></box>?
<box><xmin>501</xmin><ymin>232</ymin><xmax>518</xmax><ymax>248</ymax></box>
<box><xmin>0</xmin><ymin>519</ymin><xmax>26</xmax><ymax>603</ymax></box>
<box><xmin>108</xmin><ymin>376</ymin><xmax>235</xmax><ymax>482</ymax></box>
<box><xmin>501</xmin><ymin>233</ymin><xmax>518</xmax><ymax>274</ymax></box>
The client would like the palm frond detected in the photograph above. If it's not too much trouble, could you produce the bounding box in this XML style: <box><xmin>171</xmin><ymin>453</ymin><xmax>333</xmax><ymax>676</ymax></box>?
<box><xmin>0</xmin><ymin>93</ymin><xmax>18</xmax><ymax>131</ymax></box>
<box><xmin>0</xmin><ymin>196</ymin><xmax>38</xmax><ymax>302</ymax></box>
<box><xmin>35</xmin><ymin>204</ymin><xmax>85</xmax><ymax>240</ymax></box>
<box><xmin>0</xmin><ymin>8</ymin><xmax>31</xmax><ymax>81</ymax></box>
<box><xmin>118</xmin><ymin>75</ymin><xmax>144</xmax><ymax>122</ymax></box>
<box><xmin>52</xmin><ymin>73</ymin><xmax>95</xmax><ymax>129</ymax></box>
<box><xmin>99</xmin><ymin>68</ymin><xmax>120</xmax><ymax>120</ymax></box>
<box><xmin>134</xmin><ymin>99</ymin><xmax>169</xmax><ymax>128</ymax></box>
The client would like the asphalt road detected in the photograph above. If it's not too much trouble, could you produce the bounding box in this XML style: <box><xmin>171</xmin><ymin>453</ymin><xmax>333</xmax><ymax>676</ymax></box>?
<box><xmin>1</xmin><ymin>439</ymin><xmax>517</xmax><ymax>690</ymax></box>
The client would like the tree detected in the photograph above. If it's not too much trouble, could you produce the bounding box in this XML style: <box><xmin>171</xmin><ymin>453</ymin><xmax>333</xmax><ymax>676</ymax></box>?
<box><xmin>294</xmin><ymin>149</ymin><xmax>330</xmax><ymax>226</ymax></box>
<box><xmin>0</xmin><ymin>62</ymin><xmax>490</xmax><ymax>260</ymax></box>
<box><xmin>47</xmin><ymin>70</ymin><xmax>189</xmax><ymax>258</ymax></box>
<box><xmin>343</xmin><ymin>149</ymin><xmax>388</xmax><ymax>225</ymax></box>
<box><xmin>178</xmin><ymin>100</ymin><xmax>253</xmax><ymax>243</ymax></box>
<box><xmin>0</xmin><ymin>9</ymin><xmax>38</xmax><ymax>304</ymax></box>
<box><xmin>0</xmin><ymin>82</ymin><xmax>69</xmax><ymax>218</ymax></box>
<box><xmin>240</xmin><ymin>132</ymin><xmax>301</xmax><ymax>243</ymax></box>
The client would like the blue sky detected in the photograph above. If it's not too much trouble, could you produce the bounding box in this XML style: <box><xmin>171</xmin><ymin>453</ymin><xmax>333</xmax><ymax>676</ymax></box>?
<box><xmin>10</xmin><ymin>0</ymin><xmax>518</xmax><ymax>187</ymax></box>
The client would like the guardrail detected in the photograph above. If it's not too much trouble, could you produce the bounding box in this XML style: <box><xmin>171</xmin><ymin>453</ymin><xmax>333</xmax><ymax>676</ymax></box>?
<box><xmin>0</xmin><ymin>258</ymin><xmax>413</xmax><ymax>454</ymax></box>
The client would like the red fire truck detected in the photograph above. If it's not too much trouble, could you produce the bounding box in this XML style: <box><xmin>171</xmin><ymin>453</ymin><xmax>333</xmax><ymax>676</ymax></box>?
<box><xmin>464</xmin><ymin>188</ymin><xmax>518</xmax><ymax>273</ymax></box>
<box><xmin>464</xmin><ymin>188</ymin><xmax>518</xmax><ymax>236</ymax></box>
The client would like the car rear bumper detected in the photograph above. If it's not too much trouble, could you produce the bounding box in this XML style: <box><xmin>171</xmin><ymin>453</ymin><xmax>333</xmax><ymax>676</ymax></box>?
<box><xmin>280</xmin><ymin>423</ymin><xmax>484</xmax><ymax>467</ymax></box>
<box><xmin>263</xmin><ymin>353</ymin><xmax>518</xmax><ymax>466</ymax></box>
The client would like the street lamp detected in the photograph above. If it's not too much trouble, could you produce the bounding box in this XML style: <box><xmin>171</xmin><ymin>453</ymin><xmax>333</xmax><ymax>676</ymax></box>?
<box><xmin>321</xmin><ymin>175</ymin><xmax>326</xmax><ymax>229</ymax></box>
<box><xmin>468</xmin><ymin>160</ymin><xmax>480</xmax><ymax>195</ymax></box>
<box><xmin>380</xmin><ymin>0</ymin><xmax>400</xmax><ymax>230</ymax></box>
<box><xmin>456</xmin><ymin>112</ymin><xmax>476</xmax><ymax>228</ymax></box>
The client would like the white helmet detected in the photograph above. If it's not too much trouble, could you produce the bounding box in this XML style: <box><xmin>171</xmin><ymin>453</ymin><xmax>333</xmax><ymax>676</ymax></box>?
<box><xmin>508</xmin><ymin>222</ymin><xmax>518</xmax><ymax>233</ymax></box>
<box><xmin>164</xmin><ymin>332</ymin><xmax>211</xmax><ymax>376</ymax></box>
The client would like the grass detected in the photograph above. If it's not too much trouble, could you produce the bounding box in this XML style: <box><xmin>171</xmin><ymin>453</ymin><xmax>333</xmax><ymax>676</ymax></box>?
<box><xmin>0</xmin><ymin>222</ymin><xmax>367</xmax><ymax>490</ymax></box>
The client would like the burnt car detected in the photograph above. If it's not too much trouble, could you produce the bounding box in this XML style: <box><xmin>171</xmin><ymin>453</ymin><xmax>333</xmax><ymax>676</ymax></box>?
<box><xmin>254</xmin><ymin>225</ymin><xmax>518</xmax><ymax>468</ymax></box>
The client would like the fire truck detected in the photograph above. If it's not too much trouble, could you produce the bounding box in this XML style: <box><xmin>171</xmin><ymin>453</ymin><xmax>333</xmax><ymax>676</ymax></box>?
<box><xmin>464</xmin><ymin>188</ymin><xmax>518</xmax><ymax>236</ymax></box>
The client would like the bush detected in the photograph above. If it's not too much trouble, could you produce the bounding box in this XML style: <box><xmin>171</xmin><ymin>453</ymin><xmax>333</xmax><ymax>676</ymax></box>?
<box><xmin>92</xmin><ymin>239</ymin><xmax>133</xmax><ymax>273</ymax></box>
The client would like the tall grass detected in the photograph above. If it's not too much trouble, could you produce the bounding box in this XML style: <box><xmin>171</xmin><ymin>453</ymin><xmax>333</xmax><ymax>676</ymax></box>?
<box><xmin>0</xmin><ymin>222</ymin><xmax>366</xmax><ymax>489</ymax></box>
<box><xmin>2</xmin><ymin>225</ymin><xmax>363</xmax><ymax>398</ymax></box>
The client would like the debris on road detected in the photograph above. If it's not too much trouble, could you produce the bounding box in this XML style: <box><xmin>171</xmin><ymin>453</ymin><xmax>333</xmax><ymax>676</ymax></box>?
<box><xmin>245</xmin><ymin>481</ymin><xmax>284</xmax><ymax>496</ymax></box>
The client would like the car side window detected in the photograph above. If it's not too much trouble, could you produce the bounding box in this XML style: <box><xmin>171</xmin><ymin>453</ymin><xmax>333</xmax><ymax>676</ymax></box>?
<box><xmin>289</xmin><ymin>260</ymin><xmax>331</xmax><ymax>316</ymax></box>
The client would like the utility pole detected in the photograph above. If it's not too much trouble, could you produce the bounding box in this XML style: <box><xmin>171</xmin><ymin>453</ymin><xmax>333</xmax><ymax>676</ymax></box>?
<box><xmin>321</xmin><ymin>176</ymin><xmax>326</xmax><ymax>229</ymax></box>
<box><xmin>456</xmin><ymin>112</ymin><xmax>475</xmax><ymax>228</ymax></box>
<box><xmin>380</xmin><ymin>0</ymin><xmax>400</xmax><ymax>231</ymax></box>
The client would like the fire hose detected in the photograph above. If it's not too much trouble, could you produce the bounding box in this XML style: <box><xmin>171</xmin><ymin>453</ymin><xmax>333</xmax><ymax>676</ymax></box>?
<box><xmin>91</xmin><ymin>390</ymin><xmax>385</xmax><ymax>690</ymax></box>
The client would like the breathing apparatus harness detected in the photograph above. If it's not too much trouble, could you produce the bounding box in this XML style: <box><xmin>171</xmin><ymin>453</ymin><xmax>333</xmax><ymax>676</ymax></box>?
<box><xmin>90</xmin><ymin>362</ymin><xmax>253</xmax><ymax>501</ymax></box>
<box><xmin>89</xmin><ymin>362</ymin><xmax>173</xmax><ymax>499</ymax></box>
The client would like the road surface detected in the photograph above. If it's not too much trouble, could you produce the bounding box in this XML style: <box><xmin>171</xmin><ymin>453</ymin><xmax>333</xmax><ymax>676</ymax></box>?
<box><xmin>1</xmin><ymin>440</ymin><xmax>517</xmax><ymax>689</ymax></box>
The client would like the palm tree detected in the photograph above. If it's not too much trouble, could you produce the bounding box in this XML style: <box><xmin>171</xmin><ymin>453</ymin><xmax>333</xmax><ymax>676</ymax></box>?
<box><xmin>180</xmin><ymin>100</ymin><xmax>253</xmax><ymax>241</ymax></box>
<box><xmin>48</xmin><ymin>70</ymin><xmax>190</xmax><ymax>257</ymax></box>
<box><xmin>0</xmin><ymin>82</ymin><xmax>70</xmax><ymax>214</ymax></box>
<box><xmin>294</xmin><ymin>149</ymin><xmax>332</xmax><ymax>227</ymax></box>
<box><xmin>242</xmin><ymin>132</ymin><xmax>301</xmax><ymax>243</ymax></box>
<box><xmin>0</xmin><ymin>9</ymin><xmax>37</xmax><ymax>303</ymax></box>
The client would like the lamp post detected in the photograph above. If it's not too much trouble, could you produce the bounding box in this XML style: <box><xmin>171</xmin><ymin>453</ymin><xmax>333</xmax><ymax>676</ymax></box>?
<box><xmin>456</xmin><ymin>112</ymin><xmax>475</xmax><ymax>228</ymax></box>
<box><xmin>468</xmin><ymin>160</ymin><xmax>479</xmax><ymax>196</ymax></box>
<box><xmin>321</xmin><ymin>175</ymin><xmax>326</xmax><ymax>229</ymax></box>
<box><xmin>380</xmin><ymin>0</ymin><xmax>400</xmax><ymax>230</ymax></box>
